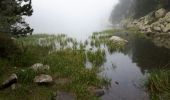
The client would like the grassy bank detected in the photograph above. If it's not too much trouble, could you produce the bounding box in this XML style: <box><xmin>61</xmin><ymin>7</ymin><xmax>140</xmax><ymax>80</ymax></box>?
<box><xmin>147</xmin><ymin>70</ymin><xmax>170</xmax><ymax>100</ymax></box>
<box><xmin>0</xmin><ymin>34</ymin><xmax>109</xmax><ymax>100</ymax></box>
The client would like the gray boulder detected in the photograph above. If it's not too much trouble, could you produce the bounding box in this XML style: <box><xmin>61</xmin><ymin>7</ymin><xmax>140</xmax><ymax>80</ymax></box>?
<box><xmin>163</xmin><ymin>23</ymin><xmax>170</xmax><ymax>33</ymax></box>
<box><xmin>0</xmin><ymin>74</ymin><xmax>18</xmax><ymax>90</ymax></box>
<box><xmin>153</xmin><ymin>26</ymin><xmax>161</xmax><ymax>32</ymax></box>
<box><xmin>109</xmin><ymin>36</ymin><xmax>128</xmax><ymax>44</ymax></box>
<box><xmin>34</xmin><ymin>74</ymin><xmax>53</xmax><ymax>85</ymax></box>
<box><xmin>165</xmin><ymin>12</ymin><xmax>170</xmax><ymax>22</ymax></box>
<box><xmin>155</xmin><ymin>8</ymin><xmax>166</xmax><ymax>18</ymax></box>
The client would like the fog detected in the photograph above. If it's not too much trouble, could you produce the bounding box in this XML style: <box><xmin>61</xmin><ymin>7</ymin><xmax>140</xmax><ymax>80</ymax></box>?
<box><xmin>27</xmin><ymin>0</ymin><xmax>119</xmax><ymax>40</ymax></box>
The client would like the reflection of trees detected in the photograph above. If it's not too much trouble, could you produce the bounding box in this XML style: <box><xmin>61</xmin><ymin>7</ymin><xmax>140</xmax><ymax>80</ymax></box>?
<box><xmin>124</xmin><ymin>34</ymin><xmax>170</xmax><ymax>74</ymax></box>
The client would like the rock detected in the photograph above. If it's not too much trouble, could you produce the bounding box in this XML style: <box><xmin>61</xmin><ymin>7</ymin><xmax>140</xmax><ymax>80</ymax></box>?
<box><xmin>94</xmin><ymin>89</ymin><xmax>105</xmax><ymax>97</ymax></box>
<box><xmin>109</xmin><ymin>36</ymin><xmax>128</xmax><ymax>44</ymax></box>
<box><xmin>165</xmin><ymin>12</ymin><xmax>170</xmax><ymax>22</ymax></box>
<box><xmin>0</xmin><ymin>74</ymin><xmax>18</xmax><ymax>90</ymax></box>
<box><xmin>53</xmin><ymin>91</ymin><xmax>75</xmax><ymax>100</ymax></box>
<box><xmin>162</xmin><ymin>23</ymin><xmax>170</xmax><ymax>33</ymax></box>
<box><xmin>115</xmin><ymin>81</ymin><xmax>119</xmax><ymax>85</ymax></box>
<box><xmin>155</xmin><ymin>8</ymin><xmax>166</xmax><ymax>18</ymax></box>
<box><xmin>11</xmin><ymin>84</ymin><xmax>16</xmax><ymax>90</ymax></box>
<box><xmin>144</xmin><ymin>12</ymin><xmax>155</xmax><ymax>25</ymax></box>
<box><xmin>34</xmin><ymin>74</ymin><xmax>53</xmax><ymax>85</ymax></box>
<box><xmin>153</xmin><ymin>26</ymin><xmax>161</xmax><ymax>31</ymax></box>
<box><xmin>88</xmin><ymin>86</ymin><xmax>105</xmax><ymax>97</ymax></box>
<box><xmin>31</xmin><ymin>63</ymin><xmax>50</xmax><ymax>71</ymax></box>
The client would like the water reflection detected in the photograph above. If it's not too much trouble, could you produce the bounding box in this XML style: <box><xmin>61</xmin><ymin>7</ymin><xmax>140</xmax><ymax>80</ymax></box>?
<box><xmin>101</xmin><ymin>33</ymin><xmax>170</xmax><ymax>100</ymax></box>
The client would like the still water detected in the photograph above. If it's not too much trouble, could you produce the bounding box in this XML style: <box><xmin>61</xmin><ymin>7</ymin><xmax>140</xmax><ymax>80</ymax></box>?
<box><xmin>27</xmin><ymin>0</ymin><xmax>170</xmax><ymax>100</ymax></box>
<box><xmin>100</xmin><ymin>33</ymin><xmax>170</xmax><ymax>100</ymax></box>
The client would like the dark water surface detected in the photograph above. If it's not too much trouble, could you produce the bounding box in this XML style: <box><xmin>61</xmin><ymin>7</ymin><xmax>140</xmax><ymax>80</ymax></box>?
<box><xmin>101</xmin><ymin>33</ymin><xmax>170</xmax><ymax>100</ymax></box>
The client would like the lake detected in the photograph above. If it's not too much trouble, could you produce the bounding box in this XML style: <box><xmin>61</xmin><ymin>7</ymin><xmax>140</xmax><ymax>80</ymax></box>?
<box><xmin>27</xmin><ymin>0</ymin><xmax>170</xmax><ymax>100</ymax></box>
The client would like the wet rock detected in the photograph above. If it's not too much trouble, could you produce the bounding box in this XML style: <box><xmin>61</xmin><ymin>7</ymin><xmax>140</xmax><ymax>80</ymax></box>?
<box><xmin>94</xmin><ymin>89</ymin><xmax>105</xmax><ymax>97</ymax></box>
<box><xmin>0</xmin><ymin>74</ymin><xmax>18</xmax><ymax>90</ymax></box>
<box><xmin>34</xmin><ymin>74</ymin><xmax>53</xmax><ymax>85</ymax></box>
<box><xmin>155</xmin><ymin>8</ymin><xmax>166</xmax><ymax>18</ymax></box>
<box><xmin>88</xmin><ymin>86</ymin><xmax>105</xmax><ymax>97</ymax></box>
<box><xmin>31</xmin><ymin>63</ymin><xmax>50</xmax><ymax>71</ymax></box>
<box><xmin>115</xmin><ymin>81</ymin><xmax>119</xmax><ymax>85</ymax></box>
<box><xmin>53</xmin><ymin>91</ymin><xmax>75</xmax><ymax>100</ymax></box>
<box><xmin>109</xmin><ymin>36</ymin><xmax>128</xmax><ymax>44</ymax></box>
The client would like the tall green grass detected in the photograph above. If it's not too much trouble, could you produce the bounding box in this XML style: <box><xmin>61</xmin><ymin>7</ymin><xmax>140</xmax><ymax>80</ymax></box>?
<box><xmin>0</xmin><ymin>34</ymin><xmax>109</xmax><ymax>100</ymax></box>
<box><xmin>147</xmin><ymin>70</ymin><xmax>170</xmax><ymax>100</ymax></box>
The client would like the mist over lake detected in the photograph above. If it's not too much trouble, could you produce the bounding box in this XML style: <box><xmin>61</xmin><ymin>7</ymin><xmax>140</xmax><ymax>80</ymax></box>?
<box><xmin>26</xmin><ymin>0</ymin><xmax>119</xmax><ymax>40</ymax></box>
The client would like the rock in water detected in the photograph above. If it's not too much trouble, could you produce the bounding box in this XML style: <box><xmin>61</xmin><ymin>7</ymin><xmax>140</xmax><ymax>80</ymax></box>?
<box><xmin>31</xmin><ymin>63</ymin><xmax>50</xmax><ymax>71</ymax></box>
<box><xmin>94</xmin><ymin>89</ymin><xmax>105</xmax><ymax>97</ymax></box>
<box><xmin>53</xmin><ymin>91</ymin><xmax>75</xmax><ymax>100</ymax></box>
<box><xmin>34</xmin><ymin>74</ymin><xmax>53</xmax><ymax>85</ymax></box>
<box><xmin>0</xmin><ymin>74</ymin><xmax>18</xmax><ymax>90</ymax></box>
<box><xmin>109</xmin><ymin>36</ymin><xmax>128</xmax><ymax>43</ymax></box>
<box><xmin>88</xmin><ymin>86</ymin><xmax>105</xmax><ymax>97</ymax></box>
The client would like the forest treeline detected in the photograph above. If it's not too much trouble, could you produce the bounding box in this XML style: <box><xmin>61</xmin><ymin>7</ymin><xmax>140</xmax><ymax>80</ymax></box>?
<box><xmin>111</xmin><ymin>0</ymin><xmax>170</xmax><ymax>24</ymax></box>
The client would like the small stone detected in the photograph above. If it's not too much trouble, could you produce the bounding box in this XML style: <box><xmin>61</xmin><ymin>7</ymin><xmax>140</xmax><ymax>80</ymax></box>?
<box><xmin>94</xmin><ymin>89</ymin><xmax>105</xmax><ymax>97</ymax></box>
<box><xmin>54</xmin><ymin>91</ymin><xmax>75</xmax><ymax>100</ymax></box>
<box><xmin>11</xmin><ymin>84</ymin><xmax>16</xmax><ymax>90</ymax></box>
<box><xmin>31</xmin><ymin>63</ymin><xmax>50</xmax><ymax>71</ymax></box>
<box><xmin>0</xmin><ymin>74</ymin><xmax>18</xmax><ymax>90</ymax></box>
<box><xmin>34</xmin><ymin>74</ymin><xmax>53</xmax><ymax>85</ymax></box>
<box><xmin>115</xmin><ymin>81</ymin><xmax>119</xmax><ymax>85</ymax></box>
<box><xmin>88</xmin><ymin>86</ymin><xmax>105</xmax><ymax>97</ymax></box>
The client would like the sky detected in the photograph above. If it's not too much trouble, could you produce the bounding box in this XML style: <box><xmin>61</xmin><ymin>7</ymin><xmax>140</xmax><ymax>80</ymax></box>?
<box><xmin>27</xmin><ymin>0</ymin><xmax>119</xmax><ymax>40</ymax></box>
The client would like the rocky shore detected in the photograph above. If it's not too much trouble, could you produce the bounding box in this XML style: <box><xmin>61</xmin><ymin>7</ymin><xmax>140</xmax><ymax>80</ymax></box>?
<box><xmin>127</xmin><ymin>8</ymin><xmax>170</xmax><ymax>34</ymax></box>
<box><xmin>123</xmin><ymin>8</ymin><xmax>170</xmax><ymax>49</ymax></box>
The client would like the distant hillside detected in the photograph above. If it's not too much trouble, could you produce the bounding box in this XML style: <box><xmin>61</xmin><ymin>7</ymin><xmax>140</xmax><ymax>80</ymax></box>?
<box><xmin>110</xmin><ymin>0</ymin><xmax>170</xmax><ymax>24</ymax></box>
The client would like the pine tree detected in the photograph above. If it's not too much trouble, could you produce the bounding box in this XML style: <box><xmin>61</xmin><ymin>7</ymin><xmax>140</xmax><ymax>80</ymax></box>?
<box><xmin>0</xmin><ymin>0</ymin><xmax>33</xmax><ymax>36</ymax></box>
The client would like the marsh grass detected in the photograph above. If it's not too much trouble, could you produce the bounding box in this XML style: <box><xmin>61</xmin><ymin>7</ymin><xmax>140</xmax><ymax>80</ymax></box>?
<box><xmin>146</xmin><ymin>70</ymin><xmax>170</xmax><ymax>100</ymax></box>
<box><xmin>87</xmin><ymin>49</ymin><xmax>106</xmax><ymax>67</ymax></box>
<box><xmin>89</xmin><ymin>29</ymin><xmax>128</xmax><ymax>53</ymax></box>
<box><xmin>0</xmin><ymin>34</ymin><xmax>110</xmax><ymax>100</ymax></box>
